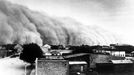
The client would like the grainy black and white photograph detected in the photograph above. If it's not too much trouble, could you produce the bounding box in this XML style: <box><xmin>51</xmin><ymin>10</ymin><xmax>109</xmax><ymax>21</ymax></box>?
<box><xmin>0</xmin><ymin>0</ymin><xmax>134</xmax><ymax>75</ymax></box>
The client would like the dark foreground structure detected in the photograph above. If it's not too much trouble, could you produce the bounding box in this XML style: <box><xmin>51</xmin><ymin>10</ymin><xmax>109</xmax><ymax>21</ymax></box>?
<box><xmin>34</xmin><ymin>55</ymin><xmax>134</xmax><ymax>75</ymax></box>
<box><xmin>96</xmin><ymin>64</ymin><xmax>134</xmax><ymax>75</ymax></box>
<box><xmin>15</xmin><ymin>43</ymin><xmax>134</xmax><ymax>75</ymax></box>
<box><xmin>36</xmin><ymin>58</ymin><xmax>69</xmax><ymax>75</ymax></box>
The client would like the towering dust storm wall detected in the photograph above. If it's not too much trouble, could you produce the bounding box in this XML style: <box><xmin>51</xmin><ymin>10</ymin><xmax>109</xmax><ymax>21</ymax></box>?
<box><xmin>0</xmin><ymin>0</ymin><xmax>121</xmax><ymax>46</ymax></box>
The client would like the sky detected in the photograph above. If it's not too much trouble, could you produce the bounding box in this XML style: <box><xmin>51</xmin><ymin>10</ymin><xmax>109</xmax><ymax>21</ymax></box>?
<box><xmin>7</xmin><ymin>0</ymin><xmax>134</xmax><ymax>45</ymax></box>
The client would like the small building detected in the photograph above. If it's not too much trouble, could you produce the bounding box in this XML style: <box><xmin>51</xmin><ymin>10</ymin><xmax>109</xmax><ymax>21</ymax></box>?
<box><xmin>93</xmin><ymin>49</ymin><xmax>126</xmax><ymax>57</ymax></box>
<box><xmin>110</xmin><ymin>51</ymin><xmax>125</xmax><ymax>57</ymax></box>
<box><xmin>111</xmin><ymin>60</ymin><xmax>133</xmax><ymax>64</ymax></box>
<box><xmin>131</xmin><ymin>51</ymin><xmax>134</xmax><ymax>56</ymax></box>
<box><xmin>35</xmin><ymin>58</ymin><xmax>69</xmax><ymax>75</ymax></box>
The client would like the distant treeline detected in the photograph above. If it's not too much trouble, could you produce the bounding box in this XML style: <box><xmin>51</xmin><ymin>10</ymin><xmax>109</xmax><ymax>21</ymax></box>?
<box><xmin>0</xmin><ymin>44</ymin><xmax>96</xmax><ymax>52</ymax></box>
<box><xmin>51</xmin><ymin>44</ymin><xmax>134</xmax><ymax>53</ymax></box>
<box><xmin>1</xmin><ymin>43</ymin><xmax>134</xmax><ymax>54</ymax></box>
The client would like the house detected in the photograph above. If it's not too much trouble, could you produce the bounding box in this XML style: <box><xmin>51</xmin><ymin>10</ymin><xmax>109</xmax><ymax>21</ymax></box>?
<box><xmin>110</xmin><ymin>51</ymin><xmax>125</xmax><ymax>57</ymax></box>
<box><xmin>111</xmin><ymin>60</ymin><xmax>133</xmax><ymax>64</ymax></box>
<box><xmin>93</xmin><ymin>47</ymin><xmax>126</xmax><ymax>57</ymax></box>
